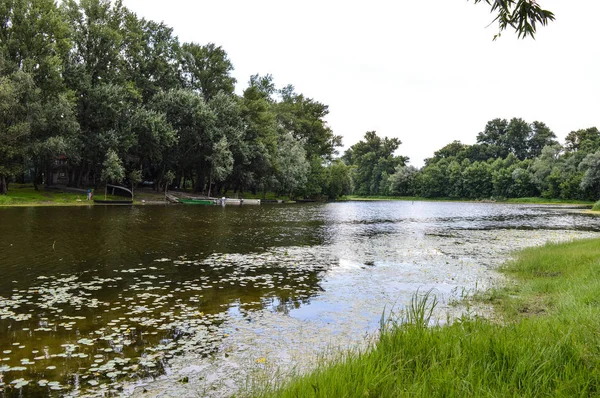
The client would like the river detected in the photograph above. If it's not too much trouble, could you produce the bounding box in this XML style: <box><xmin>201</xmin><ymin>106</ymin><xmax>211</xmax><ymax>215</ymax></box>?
<box><xmin>0</xmin><ymin>202</ymin><xmax>599</xmax><ymax>397</ymax></box>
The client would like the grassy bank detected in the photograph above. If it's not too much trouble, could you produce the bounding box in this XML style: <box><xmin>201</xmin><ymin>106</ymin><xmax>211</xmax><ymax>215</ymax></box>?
<box><xmin>344</xmin><ymin>195</ymin><xmax>594</xmax><ymax>205</ymax></box>
<box><xmin>257</xmin><ymin>238</ymin><xmax>600</xmax><ymax>397</ymax></box>
<box><xmin>0</xmin><ymin>185</ymin><xmax>88</xmax><ymax>206</ymax></box>
<box><xmin>0</xmin><ymin>185</ymin><xmax>166</xmax><ymax>206</ymax></box>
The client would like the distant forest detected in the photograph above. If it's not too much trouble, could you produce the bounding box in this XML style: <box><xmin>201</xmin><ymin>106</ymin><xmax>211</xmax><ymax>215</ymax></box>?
<box><xmin>352</xmin><ymin>120</ymin><xmax>600</xmax><ymax>202</ymax></box>
<box><xmin>1</xmin><ymin>1</ymin><xmax>598</xmax><ymax>201</ymax></box>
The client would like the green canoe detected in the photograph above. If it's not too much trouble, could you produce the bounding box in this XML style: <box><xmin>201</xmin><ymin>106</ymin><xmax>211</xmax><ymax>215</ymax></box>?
<box><xmin>179</xmin><ymin>198</ymin><xmax>215</xmax><ymax>205</ymax></box>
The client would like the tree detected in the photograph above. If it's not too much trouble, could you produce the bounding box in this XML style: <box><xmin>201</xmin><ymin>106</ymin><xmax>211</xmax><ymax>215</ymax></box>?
<box><xmin>323</xmin><ymin>160</ymin><xmax>354</xmax><ymax>199</ymax></box>
<box><xmin>275</xmin><ymin>132</ymin><xmax>309</xmax><ymax>198</ymax></box>
<box><xmin>101</xmin><ymin>148</ymin><xmax>125</xmax><ymax>199</ymax></box>
<box><xmin>122</xmin><ymin>12</ymin><xmax>182</xmax><ymax>101</ymax></box>
<box><xmin>0</xmin><ymin>64</ymin><xmax>40</xmax><ymax>194</ymax></box>
<box><xmin>150</xmin><ymin>88</ymin><xmax>215</xmax><ymax>193</ymax></box>
<box><xmin>565</xmin><ymin>127</ymin><xmax>600</xmax><ymax>154</ymax></box>
<box><xmin>472</xmin><ymin>0</ymin><xmax>555</xmax><ymax>40</ymax></box>
<box><xmin>344</xmin><ymin>131</ymin><xmax>407</xmax><ymax>196</ymax></box>
<box><xmin>207</xmin><ymin>137</ymin><xmax>233</xmax><ymax>197</ymax></box>
<box><xmin>427</xmin><ymin>140</ymin><xmax>469</xmax><ymax>164</ymax></box>
<box><xmin>529</xmin><ymin>121</ymin><xmax>558</xmax><ymax>158</ymax></box>
<box><xmin>181</xmin><ymin>42</ymin><xmax>236</xmax><ymax>101</ymax></box>
<box><xmin>62</xmin><ymin>0</ymin><xmax>130</xmax><ymax>187</ymax></box>
<box><xmin>208</xmin><ymin>91</ymin><xmax>244</xmax><ymax>195</ymax></box>
<box><xmin>1</xmin><ymin>0</ymin><xmax>79</xmax><ymax>189</ymax></box>
<box><xmin>128</xmin><ymin>169</ymin><xmax>142</xmax><ymax>194</ymax></box>
<box><xmin>476</xmin><ymin>118</ymin><xmax>557</xmax><ymax>160</ymax></box>
<box><xmin>579</xmin><ymin>152</ymin><xmax>600</xmax><ymax>199</ymax></box>
<box><xmin>462</xmin><ymin>161</ymin><xmax>493</xmax><ymax>198</ymax></box>
<box><xmin>239</xmin><ymin>75</ymin><xmax>278</xmax><ymax>195</ymax></box>
<box><xmin>388</xmin><ymin>165</ymin><xmax>417</xmax><ymax>197</ymax></box>
<box><xmin>530</xmin><ymin>144</ymin><xmax>562</xmax><ymax>196</ymax></box>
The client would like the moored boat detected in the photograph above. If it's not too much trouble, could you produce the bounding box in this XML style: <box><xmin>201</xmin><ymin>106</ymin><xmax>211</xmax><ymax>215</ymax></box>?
<box><xmin>178</xmin><ymin>198</ymin><xmax>216</xmax><ymax>205</ymax></box>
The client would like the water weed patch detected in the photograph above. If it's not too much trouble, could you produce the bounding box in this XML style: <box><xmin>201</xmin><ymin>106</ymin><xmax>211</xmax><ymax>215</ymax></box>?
<box><xmin>260</xmin><ymin>238</ymin><xmax>600</xmax><ymax>397</ymax></box>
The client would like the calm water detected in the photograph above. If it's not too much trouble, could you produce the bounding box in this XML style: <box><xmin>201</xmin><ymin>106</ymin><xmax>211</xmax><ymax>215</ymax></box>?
<box><xmin>0</xmin><ymin>202</ymin><xmax>599</xmax><ymax>397</ymax></box>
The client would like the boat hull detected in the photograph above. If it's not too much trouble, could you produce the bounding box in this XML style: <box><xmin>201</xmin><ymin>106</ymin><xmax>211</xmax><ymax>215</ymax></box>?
<box><xmin>179</xmin><ymin>199</ymin><xmax>215</xmax><ymax>205</ymax></box>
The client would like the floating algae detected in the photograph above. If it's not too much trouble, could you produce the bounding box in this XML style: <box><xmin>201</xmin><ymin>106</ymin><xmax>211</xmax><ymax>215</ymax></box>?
<box><xmin>0</xmin><ymin>202</ymin><xmax>599</xmax><ymax>396</ymax></box>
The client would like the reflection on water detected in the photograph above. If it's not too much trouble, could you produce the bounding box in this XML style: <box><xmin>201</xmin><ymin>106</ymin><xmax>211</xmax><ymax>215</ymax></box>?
<box><xmin>0</xmin><ymin>202</ymin><xmax>599</xmax><ymax>396</ymax></box>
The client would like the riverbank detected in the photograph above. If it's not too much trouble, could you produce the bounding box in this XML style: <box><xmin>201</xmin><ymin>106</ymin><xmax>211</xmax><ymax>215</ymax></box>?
<box><xmin>0</xmin><ymin>185</ymin><xmax>167</xmax><ymax>206</ymax></box>
<box><xmin>256</xmin><ymin>238</ymin><xmax>600</xmax><ymax>397</ymax></box>
<box><xmin>343</xmin><ymin>195</ymin><xmax>595</xmax><ymax>206</ymax></box>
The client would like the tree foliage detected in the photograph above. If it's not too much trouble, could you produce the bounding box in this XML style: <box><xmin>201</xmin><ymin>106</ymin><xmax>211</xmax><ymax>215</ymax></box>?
<box><xmin>473</xmin><ymin>0</ymin><xmax>555</xmax><ymax>40</ymax></box>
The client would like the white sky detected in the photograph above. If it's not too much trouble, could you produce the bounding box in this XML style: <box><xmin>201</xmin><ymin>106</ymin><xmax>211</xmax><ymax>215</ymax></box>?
<box><xmin>121</xmin><ymin>0</ymin><xmax>600</xmax><ymax>167</ymax></box>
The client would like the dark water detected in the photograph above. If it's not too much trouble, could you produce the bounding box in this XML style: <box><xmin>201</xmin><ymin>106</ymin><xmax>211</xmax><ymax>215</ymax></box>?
<box><xmin>0</xmin><ymin>202</ymin><xmax>599</xmax><ymax>396</ymax></box>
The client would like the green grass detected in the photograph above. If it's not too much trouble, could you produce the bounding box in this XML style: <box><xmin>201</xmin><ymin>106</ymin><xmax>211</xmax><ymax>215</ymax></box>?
<box><xmin>256</xmin><ymin>238</ymin><xmax>600</xmax><ymax>397</ymax></box>
<box><xmin>0</xmin><ymin>185</ymin><xmax>88</xmax><ymax>206</ymax></box>
<box><xmin>504</xmin><ymin>197</ymin><xmax>594</xmax><ymax>205</ymax></box>
<box><xmin>593</xmin><ymin>200</ymin><xmax>600</xmax><ymax>211</ymax></box>
<box><xmin>0</xmin><ymin>185</ymin><xmax>137</xmax><ymax>206</ymax></box>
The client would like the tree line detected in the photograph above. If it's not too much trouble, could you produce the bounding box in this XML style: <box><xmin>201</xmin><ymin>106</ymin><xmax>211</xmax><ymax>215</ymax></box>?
<box><xmin>0</xmin><ymin>0</ymin><xmax>350</xmax><ymax>198</ymax></box>
<box><xmin>347</xmin><ymin>119</ymin><xmax>600</xmax><ymax>201</ymax></box>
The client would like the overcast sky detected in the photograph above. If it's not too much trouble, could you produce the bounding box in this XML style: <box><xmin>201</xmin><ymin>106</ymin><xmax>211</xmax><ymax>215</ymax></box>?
<box><xmin>121</xmin><ymin>0</ymin><xmax>600</xmax><ymax>167</ymax></box>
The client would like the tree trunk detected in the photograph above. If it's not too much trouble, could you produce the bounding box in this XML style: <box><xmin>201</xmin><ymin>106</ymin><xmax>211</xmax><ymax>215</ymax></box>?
<box><xmin>33</xmin><ymin>165</ymin><xmax>39</xmax><ymax>191</ymax></box>
<box><xmin>0</xmin><ymin>175</ymin><xmax>7</xmax><ymax>195</ymax></box>
<box><xmin>195</xmin><ymin>170</ymin><xmax>204</xmax><ymax>193</ymax></box>
<box><xmin>76</xmin><ymin>165</ymin><xmax>84</xmax><ymax>188</ymax></box>
<box><xmin>45</xmin><ymin>164</ymin><xmax>52</xmax><ymax>187</ymax></box>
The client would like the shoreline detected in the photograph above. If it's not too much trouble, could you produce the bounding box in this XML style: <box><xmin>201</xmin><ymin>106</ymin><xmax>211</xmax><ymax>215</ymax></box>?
<box><xmin>0</xmin><ymin>185</ymin><xmax>595</xmax><ymax>208</ymax></box>
<box><xmin>256</xmin><ymin>236</ymin><xmax>600</xmax><ymax>397</ymax></box>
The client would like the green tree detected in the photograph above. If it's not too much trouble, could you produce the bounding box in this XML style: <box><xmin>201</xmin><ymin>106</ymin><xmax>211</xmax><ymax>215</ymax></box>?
<box><xmin>462</xmin><ymin>161</ymin><xmax>493</xmax><ymax>198</ymax></box>
<box><xmin>239</xmin><ymin>75</ymin><xmax>278</xmax><ymax>196</ymax></box>
<box><xmin>530</xmin><ymin>144</ymin><xmax>562</xmax><ymax>197</ymax></box>
<box><xmin>101</xmin><ymin>148</ymin><xmax>124</xmax><ymax>199</ymax></box>
<box><xmin>415</xmin><ymin>163</ymin><xmax>447</xmax><ymax>198</ymax></box>
<box><xmin>275</xmin><ymin>132</ymin><xmax>310</xmax><ymax>198</ymax></box>
<box><xmin>388</xmin><ymin>165</ymin><xmax>417</xmax><ymax>197</ymax></box>
<box><xmin>344</xmin><ymin>131</ymin><xmax>407</xmax><ymax>196</ymax></box>
<box><xmin>208</xmin><ymin>92</ymin><xmax>244</xmax><ymax>195</ymax></box>
<box><xmin>150</xmin><ymin>88</ymin><xmax>215</xmax><ymax>193</ymax></box>
<box><xmin>1</xmin><ymin>0</ymin><xmax>79</xmax><ymax>189</ymax></box>
<box><xmin>122</xmin><ymin>13</ymin><xmax>182</xmax><ymax>101</ymax></box>
<box><xmin>181</xmin><ymin>42</ymin><xmax>236</xmax><ymax>101</ymax></box>
<box><xmin>579</xmin><ymin>152</ymin><xmax>600</xmax><ymax>199</ymax></box>
<box><xmin>528</xmin><ymin>121</ymin><xmax>558</xmax><ymax>158</ymax></box>
<box><xmin>0</xmin><ymin>67</ymin><xmax>40</xmax><ymax>193</ymax></box>
<box><xmin>62</xmin><ymin>0</ymin><xmax>130</xmax><ymax>187</ymax></box>
<box><xmin>565</xmin><ymin>127</ymin><xmax>600</xmax><ymax>154</ymax></box>
<box><xmin>207</xmin><ymin>137</ymin><xmax>233</xmax><ymax>197</ymax></box>
<box><xmin>472</xmin><ymin>0</ymin><xmax>555</xmax><ymax>39</ymax></box>
<box><xmin>323</xmin><ymin>160</ymin><xmax>354</xmax><ymax>199</ymax></box>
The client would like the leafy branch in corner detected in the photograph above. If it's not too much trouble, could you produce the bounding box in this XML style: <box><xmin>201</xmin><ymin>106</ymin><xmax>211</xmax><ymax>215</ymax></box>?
<box><xmin>473</xmin><ymin>0</ymin><xmax>555</xmax><ymax>40</ymax></box>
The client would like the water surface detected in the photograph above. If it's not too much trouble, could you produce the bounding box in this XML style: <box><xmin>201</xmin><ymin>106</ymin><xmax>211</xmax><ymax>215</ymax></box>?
<box><xmin>0</xmin><ymin>202</ymin><xmax>599</xmax><ymax>396</ymax></box>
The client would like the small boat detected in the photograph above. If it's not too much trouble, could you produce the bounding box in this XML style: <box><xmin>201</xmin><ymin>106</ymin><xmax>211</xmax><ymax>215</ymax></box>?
<box><xmin>224</xmin><ymin>198</ymin><xmax>261</xmax><ymax>205</ymax></box>
<box><xmin>178</xmin><ymin>198</ymin><xmax>216</xmax><ymax>205</ymax></box>
<box><xmin>93</xmin><ymin>199</ymin><xmax>133</xmax><ymax>205</ymax></box>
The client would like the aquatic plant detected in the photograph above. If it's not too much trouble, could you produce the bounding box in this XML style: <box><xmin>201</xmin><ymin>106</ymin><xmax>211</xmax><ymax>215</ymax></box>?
<box><xmin>260</xmin><ymin>238</ymin><xmax>600</xmax><ymax>397</ymax></box>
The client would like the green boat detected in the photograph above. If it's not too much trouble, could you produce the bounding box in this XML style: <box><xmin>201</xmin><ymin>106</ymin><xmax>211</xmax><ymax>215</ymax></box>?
<box><xmin>179</xmin><ymin>198</ymin><xmax>215</xmax><ymax>205</ymax></box>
